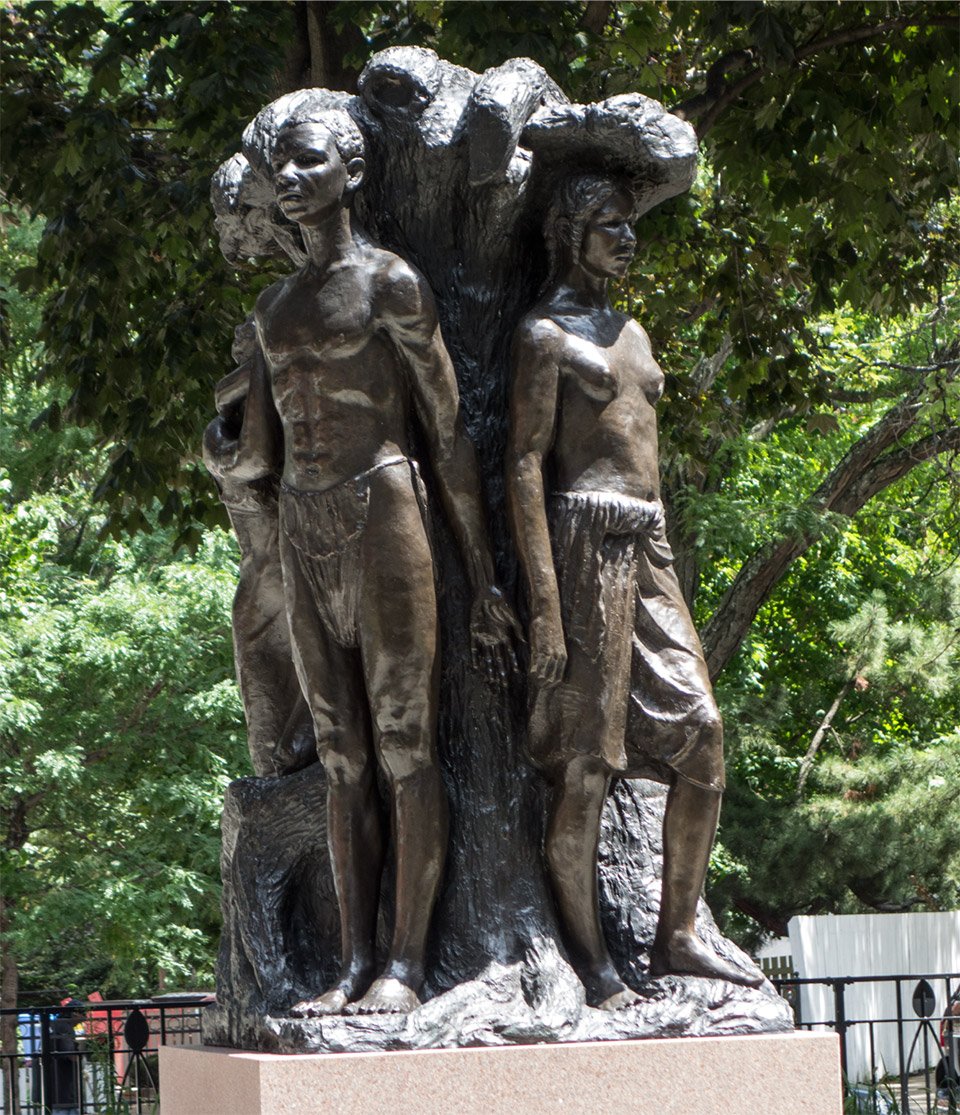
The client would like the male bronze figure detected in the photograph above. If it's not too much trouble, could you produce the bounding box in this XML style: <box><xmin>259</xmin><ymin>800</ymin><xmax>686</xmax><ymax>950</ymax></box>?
<box><xmin>236</xmin><ymin>100</ymin><xmax>514</xmax><ymax>1016</ymax></box>
<box><xmin>508</xmin><ymin>172</ymin><xmax>762</xmax><ymax>1008</ymax></box>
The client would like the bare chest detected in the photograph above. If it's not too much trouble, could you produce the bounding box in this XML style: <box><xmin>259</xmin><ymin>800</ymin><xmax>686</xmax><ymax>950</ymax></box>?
<box><xmin>558</xmin><ymin>321</ymin><xmax>664</xmax><ymax>412</ymax></box>
<box><xmin>256</xmin><ymin>267</ymin><xmax>377</xmax><ymax>367</ymax></box>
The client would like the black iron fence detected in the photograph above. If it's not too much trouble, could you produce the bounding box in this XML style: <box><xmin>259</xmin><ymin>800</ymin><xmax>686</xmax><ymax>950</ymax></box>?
<box><xmin>0</xmin><ymin>995</ymin><xmax>212</xmax><ymax>1115</ymax></box>
<box><xmin>4</xmin><ymin>977</ymin><xmax>957</xmax><ymax>1113</ymax></box>
<box><xmin>773</xmin><ymin>972</ymin><xmax>960</xmax><ymax>1115</ymax></box>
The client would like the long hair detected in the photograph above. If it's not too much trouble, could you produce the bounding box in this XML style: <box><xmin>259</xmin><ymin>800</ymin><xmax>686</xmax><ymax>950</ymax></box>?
<box><xmin>543</xmin><ymin>172</ymin><xmax>636</xmax><ymax>285</ymax></box>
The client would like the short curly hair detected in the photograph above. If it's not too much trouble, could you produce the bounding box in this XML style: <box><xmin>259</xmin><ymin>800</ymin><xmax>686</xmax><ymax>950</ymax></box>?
<box><xmin>277</xmin><ymin>106</ymin><xmax>365</xmax><ymax>167</ymax></box>
<box><xmin>242</xmin><ymin>89</ymin><xmax>365</xmax><ymax>183</ymax></box>
<box><xmin>543</xmin><ymin>172</ymin><xmax>636</xmax><ymax>283</ymax></box>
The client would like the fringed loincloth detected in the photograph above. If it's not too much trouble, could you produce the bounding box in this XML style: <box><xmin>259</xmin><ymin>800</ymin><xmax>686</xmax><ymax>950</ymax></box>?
<box><xmin>529</xmin><ymin>490</ymin><xmax>724</xmax><ymax>791</ymax></box>
<box><xmin>278</xmin><ymin>456</ymin><xmax>422</xmax><ymax>649</ymax></box>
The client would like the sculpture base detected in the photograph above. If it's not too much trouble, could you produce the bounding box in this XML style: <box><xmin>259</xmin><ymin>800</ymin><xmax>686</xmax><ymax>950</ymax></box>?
<box><xmin>203</xmin><ymin>938</ymin><xmax>791</xmax><ymax>1053</ymax></box>
<box><xmin>160</xmin><ymin>1031</ymin><xmax>840</xmax><ymax>1115</ymax></box>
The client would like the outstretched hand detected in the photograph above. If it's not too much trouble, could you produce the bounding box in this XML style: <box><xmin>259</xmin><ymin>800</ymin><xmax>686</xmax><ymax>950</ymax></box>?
<box><xmin>470</xmin><ymin>586</ymin><xmax>521</xmax><ymax>685</ymax></box>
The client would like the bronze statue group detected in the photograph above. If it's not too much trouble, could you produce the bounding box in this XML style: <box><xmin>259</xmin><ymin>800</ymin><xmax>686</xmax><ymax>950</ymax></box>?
<box><xmin>203</xmin><ymin>74</ymin><xmax>762</xmax><ymax>1023</ymax></box>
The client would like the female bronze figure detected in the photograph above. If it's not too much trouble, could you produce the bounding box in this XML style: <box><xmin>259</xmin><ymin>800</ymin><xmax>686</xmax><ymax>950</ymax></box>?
<box><xmin>508</xmin><ymin>172</ymin><xmax>762</xmax><ymax>1008</ymax></box>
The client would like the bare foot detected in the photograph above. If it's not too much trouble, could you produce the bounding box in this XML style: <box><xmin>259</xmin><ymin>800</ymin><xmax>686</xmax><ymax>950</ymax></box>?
<box><xmin>598</xmin><ymin>987</ymin><xmax>641</xmax><ymax>1011</ymax></box>
<box><xmin>289</xmin><ymin>959</ymin><xmax>377</xmax><ymax>1017</ymax></box>
<box><xmin>650</xmin><ymin>930</ymin><xmax>764</xmax><ymax>988</ymax></box>
<box><xmin>289</xmin><ymin>988</ymin><xmax>350</xmax><ymax>1017</ymax></box>
<box><xmin>344</xmin><ymin>977</ymin><xmax>421</xmax><ymax>1015</ymax></box>
<box><xmin>581</xmin><ymin>962</ymin><xmax>639</xmax><ymax>1009</ymax></box>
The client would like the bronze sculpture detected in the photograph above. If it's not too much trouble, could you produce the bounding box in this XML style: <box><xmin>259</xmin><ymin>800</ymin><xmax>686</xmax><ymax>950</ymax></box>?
<box><xmin>507</xmin><ymin>171</ymin><xmax>763</xmax><ymax>1006</ymax></box>
<box><xmin>202</xmin><ymin>56</ymin><xmax>786</xmax><ymax>1053</ymax></box>
<box><xmin>203</xmin><ymin>315</ymin><xmax>316</xmax><ymax>779</ymax></box>
<box><xmin>211</xmin><ymin>96</ymin><xmax>516</xmax><ymax>1017</ymax></box>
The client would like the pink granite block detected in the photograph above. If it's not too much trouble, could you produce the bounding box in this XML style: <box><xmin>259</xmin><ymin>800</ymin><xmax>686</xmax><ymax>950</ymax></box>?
<box><xmin>160</xmin><ymin>1031</ymin><xmax>841</xmax><ymax>1115</ymax></box>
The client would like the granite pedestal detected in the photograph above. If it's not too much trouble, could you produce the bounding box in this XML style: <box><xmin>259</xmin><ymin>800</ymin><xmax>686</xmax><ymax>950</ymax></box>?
<box><xmin>160</xmin><ymin>1031</ymin><xmax>841</xmax><ymax>1115</ymax></box>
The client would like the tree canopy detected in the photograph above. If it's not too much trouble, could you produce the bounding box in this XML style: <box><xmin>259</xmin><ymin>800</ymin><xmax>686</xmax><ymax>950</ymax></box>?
<box><xmin>1</xmin><ymin>0</ymin><xmax>958</xmax><ymax>987</ymax></box>
<box><xmin>1</xmin><ymin>214</ymin><xmax>247</xmax><ymax>1064</ymax></box>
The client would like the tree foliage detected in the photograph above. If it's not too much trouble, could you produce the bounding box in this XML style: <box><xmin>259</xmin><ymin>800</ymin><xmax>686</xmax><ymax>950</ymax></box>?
<box><xmin>3</xmin><ymin>1</ymin><xmax>957</xmax><ymax>532</ymax></box>
<box><xmin>1</xmin><ymin>500</ymin><xmax>246</xmax><ymax>993</ymax></box>
<box><xmin>3</xmin><ymin>1</ymin><xmax>296</xmax><ymax>544</ymax></box>
<box><xmin>687</xmin><ymin>300</ymin><xmax>960</xmax><ymax>940</ymax></box>
<box><xmin>1</xmin><ymin>193</ymin><xmax>249</xmax><ymax>1003</ymax></box>
<box><xmin>0</xmin><ymin>470</ymin><xmax>247</xmax><ymax>998</ymax></box>
<box><xmin>1</xmin><ymin>1</ymin><xmax>958</xmax><ymax>959</ymax></box>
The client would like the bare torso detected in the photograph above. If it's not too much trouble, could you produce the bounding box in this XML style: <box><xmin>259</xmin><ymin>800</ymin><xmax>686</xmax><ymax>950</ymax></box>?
<box><xmin>255</xmin><ymin>244</ymin><xmax>411</xmax><ymax>491</ymax></box>
<box><xmin>541</xmin><ymin>301</ymin><xmax>664</xmax><ymax>501</ymax></box>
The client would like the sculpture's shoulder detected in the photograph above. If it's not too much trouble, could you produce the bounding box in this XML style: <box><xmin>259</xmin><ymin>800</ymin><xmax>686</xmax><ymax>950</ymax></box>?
<box><xmin>372</xmin><ymin>249</ymin><xmax>440</xmax><ymax>331</ymax></box>
<box><xmin>622</xmin><ymin>313</ymin><xmax>652</xmax><ymax>347</ymax></box>
<box><xmin>513</xmin><ymin>307</ymin><xmax>565</xmax><ymax>360</ymax></box>
<box><xmin>254</xmin><ymin>270</ymin><xmax>296</xmax><ymax>319</ymax></box>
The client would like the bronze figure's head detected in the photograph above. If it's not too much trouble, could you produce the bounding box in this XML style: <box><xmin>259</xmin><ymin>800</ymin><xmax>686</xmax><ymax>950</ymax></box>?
<box><xmin>544</xmin><ymin>172</ymin><xmax>638</xmax><ymax>283</ymax></box>
<box><xmin>270</xmin><ymin>105</ymin><xmax>366</xmax><ymax>227</ymax></box>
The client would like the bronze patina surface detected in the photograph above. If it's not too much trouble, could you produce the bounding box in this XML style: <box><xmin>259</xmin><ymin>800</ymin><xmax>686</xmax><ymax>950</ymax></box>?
<box><xmin>207</xmin><ymin>96</ymin><xmax>515</xmax><ymax>1020</ymax></box>
<box><xmin>507</xmin><ymin>173</ymin><xmax>763</xmax><ymax>1008</ymax></box>
<box><xmin>202</xmin><ymin>50</ymin><xmax>788</xmax><ymax>1053</ymax></box>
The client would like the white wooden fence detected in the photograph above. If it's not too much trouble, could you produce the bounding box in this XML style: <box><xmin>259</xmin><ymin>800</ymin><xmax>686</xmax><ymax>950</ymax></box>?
<box><xmin>787</xmin><ymin>910</ymin><xmax>960</xmax><ymax>1082</ymax></box>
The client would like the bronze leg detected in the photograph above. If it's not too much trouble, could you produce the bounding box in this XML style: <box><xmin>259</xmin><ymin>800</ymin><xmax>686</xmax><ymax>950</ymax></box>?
<box><xmin>544</xmin><ymin>756</ymin><xmax>638</xmax><ymax>1008</ymax></box>
<box><xmin>230</xmin><ymin>511</ymin><xmax>308</xmax><ymax>777</ymax></box>
<box><xmin>322</xmin><ymin>741</ymin><xmax>383</xmax><ymax>997</ymax></box>
<box><xmin>281</xmin><ymin>534</ymin><xmax>382</xmax><ymax>1016</ymax></box>
<box><xmin>348</xmin><ymin>465</ymin><xmax>448</xmax><ymax>1014</ymax></box>
<box><xmin>657</xmin><ymin>776</ymin><xmax>721</xmax><ymax>941</ymax></box>
<box><xmin>650</xmin><ymin>775</ymin><xmax>763</xmax><ymax>987</ymax></box>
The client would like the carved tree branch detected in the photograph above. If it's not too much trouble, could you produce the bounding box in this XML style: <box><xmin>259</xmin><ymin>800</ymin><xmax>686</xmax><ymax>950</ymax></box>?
<box><xmin>700</xmin><ymin>387</ymin><xmax>959</xmax><ymax>681</ymax></box>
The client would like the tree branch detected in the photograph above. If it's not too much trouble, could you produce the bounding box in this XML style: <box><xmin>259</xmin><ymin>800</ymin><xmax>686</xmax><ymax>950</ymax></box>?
<box><xmin>673</xmin><ymin>49</ymin><xmax>754</xmax><ymax>121</ymax></box>
<box><xmin>119</xmin><ymin>679</ymin><xmax>165</xmax><ymax>734</ymax></box>
<box><xmin>303</xmin><ymin>1</ymin><xmax>364</xmax><ymax>93</ymax></box>
<box><xmin>848</xmin><ymin>884</ymin><xmax>926</xmax><ymax>914</ymax></box>
<box><xmin>676</xmin><ymin>13</ymin><xmax>959</xmax><ymax>139</ymax></box>
<box><xmin>580</xmin><ymin>1</ymin><xmax>612</xmax><ymax>35</ymax></box>
<box><xmin>832</xmin><ymin>425</ymin><xmax>960</xmax><ymax>516</ymax></box>
<box><xmin>795</xmin><ymin>15</ymin><xmax>959</xmax><ymax>63</ymax></box>
<box><xmin>732</xmin><ymin>897</ymin><xmax>789</xmax><ymax>938</ymax></box>
<box><xmin>827</xmin><ymin>387</ymin><xmax>884</xmax><ymax>404</ymax></box>
<box><xmin>795</xmin><ymin>671</ymin><xmax>859</xmax><ymax>801</ymax></box>
<box><xmin>700</xmin><ymin>385</ymin><xmax>958</xmax><ymax>681</ymax></box>
<box><xmin>748</xmin><ymin>406</ymin><xmax>798</xmax><ymax>441</ymax></box>
<box><xmin>4</xmin><ymin>795</ymin><xmax>44</xmax><ymax>851</ymax></box>
<box><xmin>690</xmin><ymin>332</ymin><xmax>734</xmax><ymax>394</ymax></box>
